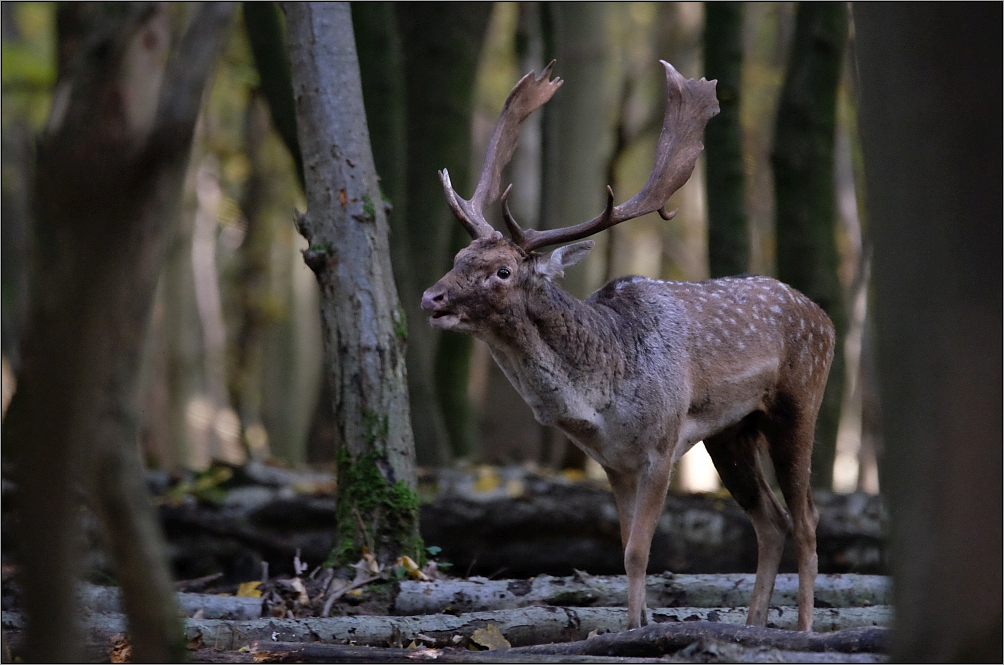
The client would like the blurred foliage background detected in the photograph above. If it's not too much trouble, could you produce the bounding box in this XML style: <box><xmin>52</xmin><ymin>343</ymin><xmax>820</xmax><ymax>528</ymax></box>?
<box><xmin>0</xmin><ymin>2</ymin><xmax>878</xmax><ymax>494</ymax></box>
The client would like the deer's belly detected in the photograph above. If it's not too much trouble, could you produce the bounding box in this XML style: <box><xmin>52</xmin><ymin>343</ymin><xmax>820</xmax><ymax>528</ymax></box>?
<box><xmin>678</xmin><ymin>396</ymin><xmax>761</xmax><ymax>447</ymax></box>
<box><xmin>677</xmin><ymin>360</ymin><xmax>780</xmax><ymax>446</ymax></box>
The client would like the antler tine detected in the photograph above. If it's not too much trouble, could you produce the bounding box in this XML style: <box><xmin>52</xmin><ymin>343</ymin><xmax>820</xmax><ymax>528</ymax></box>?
<box><xmin>439</xmin><ymin>169</ymin><xmax>488</xmax><ymax>239</ymax></box>
<box><xmin>500</xmin><ymin>184</ymin><xmax>527</xmax><ymax>248</ymax></box>
<box><xmin>442</xmin><ymin>61</ymin><xmax>563</xmax><ymax>240</ymax></box>
<box><xmin>518</xmin><ymin>61</ymin><xmax>719</xmax><ymax>252</ymax></box>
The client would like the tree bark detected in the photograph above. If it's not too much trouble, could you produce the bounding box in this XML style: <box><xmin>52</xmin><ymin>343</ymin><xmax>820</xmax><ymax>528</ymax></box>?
<box><xmin>284</xmin><ymin>2</ymin><xmax>419</xmax><ymax>567</ymax></box>
<box><xmin>393</xmin><ymin>573</ymin><xmax>890</xmax><ymax>616</ymax></box>
<box><xmin>2</xmin><ymin>4</ymin><xmax>234</xmax><ymax>660</ymax></box>
<box><xmin>350</xmin><ymin>2</ymin><xmax>419</xmax><ymax>466</ymax></box>
<box><xmin>771</xmin><ymin>3</ymin><xmax>848</xmax><ymax>489</ymax></box>
<box><xmin>853</xmin><ymin>4</ymin><xmax>1002</xmax><ymax>661</ymax></box>
<box><xmin>704</xmin><ymin>2</ymin><xmax>750</xmax><ymax>278</ymax></box>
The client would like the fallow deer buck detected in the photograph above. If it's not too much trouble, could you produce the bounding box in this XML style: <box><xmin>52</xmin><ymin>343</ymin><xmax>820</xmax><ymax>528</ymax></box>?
<box><xmin>422</xmin><ymin>61</ymin><xmax>834</xmax><ymax>632</ymax></box>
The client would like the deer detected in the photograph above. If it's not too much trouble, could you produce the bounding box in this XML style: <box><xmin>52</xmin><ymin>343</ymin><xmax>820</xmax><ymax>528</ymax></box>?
<box><xmin>421</xmin><ymin>61</ymin><xmax>834</xmax><ymax>632</ymax></box>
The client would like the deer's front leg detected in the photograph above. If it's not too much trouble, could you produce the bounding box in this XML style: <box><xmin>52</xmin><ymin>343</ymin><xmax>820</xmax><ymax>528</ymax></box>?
<box><xmin>607</xmin><ymin>460</ymin><xmax>674</xmax><ymax>629</ymax></box>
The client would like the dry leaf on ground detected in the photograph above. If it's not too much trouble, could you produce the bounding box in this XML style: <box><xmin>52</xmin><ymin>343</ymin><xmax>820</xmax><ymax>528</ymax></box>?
<box><xmin>470</xmin><ymin>623</ymin><xmax>510</xmax><ymax>651</ymax></box>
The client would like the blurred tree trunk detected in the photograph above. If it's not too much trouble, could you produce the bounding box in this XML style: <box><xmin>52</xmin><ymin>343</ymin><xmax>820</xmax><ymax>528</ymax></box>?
<box><xmin>771</xmin><ymin>3</ymin><xmax>847</xmax><ymax>490</ymax></box>
<box><xmin>259</xmin><ymin>228</ymin><xmax>323</xmax><ymax>466</ymax></box>
<box><xmin>654</xmin><ymin>2</ymin><xmax>707</xmax><ymax>284</ymax></box>
<box><xmin>537</xmin><ymin>2</ymin><xmax>625</xmax><ymax>468</ymax></box>
<box><xmin>2</xmin><ymin>4</ymin><xmax>234</xmax><ymax>660</ymax></box>
<box><xmin>192</xmin><ymin>158</ymin><xmax>246</xmax><ymax>465</ymax></box>
<box><xmin>162</xmin><ymin>158</ymin><xmax>212</xmax><ymax>469</ymax></box>
<box><xmin>0</xmin><ymin>135</ymin><xmax>30</xmax><ymax>373</ymax></box>
<box><xmin>476</xmin><ymin>1</ymin><xmax>548</xmax><ymax>467</ymax></box>
<box><xmin>854</xmin><ymin>4</ymin><xmax>1002</xmax><ymax>661</ymax></box>
<box><xmin>232</xmin><ymin>93</ymin><xmax>280</xmax><ymax>461</ymax></box>
<box><xmin>396</xmin><ymin>2</ymin><xmax>491</xmax><ymax>463</ymax></box>
<box><xmin>540</xmin><ymin>2</ymin><xmax>624</xmax><ymax>298</ymax></box>
<box><xmin>244</xmin><ymin>1</ymin><xmax>303</xmax><ymax>189</ymax></box>
<box><xmin>0</xmin><ymin>114</ymin><xmax>31</xmax><ymax>375</ymax></box>
<box><xmin>703</xmin><ymin>2</ymin><xmax>749</xmax><ymax>278</ymax></box>
<box><xmin>243</xmin><ymin>1</ymin><xmax>329</xmax><ymax>467</ymax></box>
<box><xmin>285</xmin><ymin>2</ymin><xmax>420</xmax><ymax>566</ymax></box>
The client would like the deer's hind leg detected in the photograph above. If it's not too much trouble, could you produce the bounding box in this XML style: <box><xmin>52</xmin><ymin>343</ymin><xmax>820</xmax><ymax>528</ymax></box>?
<box><xmin>704</xmin><ymin>415</ymin><xmax>791</xmax><ymax>627</ymax></box>
<box><xmin>766</xmin><ymin>404</ymin><xmax>820</xmax><ymax>632</ymax></box>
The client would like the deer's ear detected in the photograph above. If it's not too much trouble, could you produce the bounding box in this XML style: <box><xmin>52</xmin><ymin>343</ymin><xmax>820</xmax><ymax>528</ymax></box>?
<box><xmin>536</xmin><ymin>240</ymin><xmax>594</xmax><ymax>281</ymax></box>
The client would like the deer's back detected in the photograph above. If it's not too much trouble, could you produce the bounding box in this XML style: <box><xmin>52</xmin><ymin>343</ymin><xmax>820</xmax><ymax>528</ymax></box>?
<box><xmin>590</xmin><ymin>274</ymin><xmax>835</xmax><ymax>453</ymax></box>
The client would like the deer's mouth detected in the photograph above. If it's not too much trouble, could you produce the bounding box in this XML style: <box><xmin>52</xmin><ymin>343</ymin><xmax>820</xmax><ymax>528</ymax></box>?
<box><xmin>429</xmin><ymin>309</ymin><xmax>460</xmax><ymax>329</ymax></box>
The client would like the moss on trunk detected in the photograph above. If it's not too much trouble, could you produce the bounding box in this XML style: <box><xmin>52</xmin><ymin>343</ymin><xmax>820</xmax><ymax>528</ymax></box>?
<box><xmin>333</xmin><ymin>447</ymin><xmax>423</xmax><ymax>567</ymax></box>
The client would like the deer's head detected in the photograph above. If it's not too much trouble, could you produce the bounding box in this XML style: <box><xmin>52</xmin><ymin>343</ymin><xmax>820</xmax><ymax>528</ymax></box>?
<box><xmin>421</xmin><ymin>232</ymin><xmax>594</xmax><ymax>334</ymax></box>
<box><xmin>422</xmin><ymin>61</ymin><xmax>719</xmax><ymax>336</ymax></box>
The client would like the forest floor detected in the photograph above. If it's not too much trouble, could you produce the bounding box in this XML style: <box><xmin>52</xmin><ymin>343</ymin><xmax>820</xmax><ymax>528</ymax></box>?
<box><xmin>1</xmin><ymin>463</ymin><xmax>890</xmax><ymax>662</ymax></box>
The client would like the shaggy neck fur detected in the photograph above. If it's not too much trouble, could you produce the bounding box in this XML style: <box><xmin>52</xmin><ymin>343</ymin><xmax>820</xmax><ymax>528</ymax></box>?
<box><xmin>482</xmin><ymin>278</ymin><xmax>629</xmax><ymax>428</ymax></box>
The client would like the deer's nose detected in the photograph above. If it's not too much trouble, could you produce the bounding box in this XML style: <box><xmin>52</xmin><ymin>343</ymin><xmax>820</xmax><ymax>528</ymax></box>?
<box><xmin>421</xmin><ymin>285</ymin><xmax>447</xmax><ymax>311</ymax></box>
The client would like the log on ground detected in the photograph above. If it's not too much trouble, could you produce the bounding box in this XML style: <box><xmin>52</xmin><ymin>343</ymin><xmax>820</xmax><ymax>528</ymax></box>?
<box><xmin>394</xmin><ymin>573</ymin><xmax>890</xmax><ymax>615</ymax></box>
<box><xmin>2</xmin><ymin>604</ymin><xmax>891</xmax><ymax>655</ymax></box>
<box><xmin>243</xmin><ymin>635</ymin><xmax>888</xmax><ymax>664</ymax></box>
<box><xmin>117</xmin><ymin>467</ymin><xmax>885</xmax><ymax>583</ymax></box>
<box><xmin>421</xmin><ymin>477</ymin><xmax>886</xmax><ymax>578</ymax></box>
<box><xmin>511</xmin><ymin>621</ymin><xmax>890</xmax><ymax>657</ymax></box>
<box><xmin>78</xmin><ymin>584</ymin><xmax>262</xmax><ymax>620</ymax></box>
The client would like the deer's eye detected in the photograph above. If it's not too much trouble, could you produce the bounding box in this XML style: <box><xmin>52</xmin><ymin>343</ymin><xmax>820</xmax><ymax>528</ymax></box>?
<box><xmin>496</xmin><ymin>268</ymin><xmax>511</xmax><ymax>279</ymax></box>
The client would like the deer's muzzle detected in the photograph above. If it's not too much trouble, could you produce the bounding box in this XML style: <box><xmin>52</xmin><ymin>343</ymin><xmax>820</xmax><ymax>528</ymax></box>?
<box><xmin>421</xmin><ymin>284</ymin><xmax>454</xmax><ymax>324</ymax></box>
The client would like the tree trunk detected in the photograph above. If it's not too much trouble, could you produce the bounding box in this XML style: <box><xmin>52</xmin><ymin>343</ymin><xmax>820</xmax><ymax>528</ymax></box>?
<box><xmin>232</xmin><ymin>93</ymin><xmax>282</xmax><ymax>461</ymax></box>
<box><xmin>854</xmin><ymin>4</ymin><xmax>1002</xmax><ymax>661</ymax></box>
<box><xmin>3</xmin><ymin>4</ymin><xmax>234</xmax><ymax>660</ymax></box>
<box><xmin>474</xmin><ymin>2</ymin><xmax>549</xmax><ymax>468</ymax></box>
<box><xmin>540</xmin><ymin>2</ymin><xmax>624</xmax><ymax>299</ymax></box>
<box><xmin>394</xmin><ymin>3</ymin><xmax>492</xmax><ymax>464</ymax></box>
<box><xmin>351</xmin><ymin>2</ymin><xmax>428</xmax><ymax>465</ymax></box>
<box><xmin>352</xmin><ymin>1</ymin><xmax>408</xmax><ymax>303</ymax></box>
<box><xmin>284</xmin><ymin>2</ymin><xmax>419</xmax><ymax>567</ymax></box>
<box><xmin>771</xmin><ymin>3</ymin><xmax>848</xmax><ymax>490</ymax></box>
<box><xmin>703</xmin><ymin>2</ymin><xmax>750</xmax><ymax>278</ymax></box>
<box><xmin>245</xmin><ymin>1</ymin><xmax>337</xmax><ymax>467</ymax></box>
<box><xmin>534</xmin><ymin>2</ymin><xmax>626</xmax><ymax>468</ymax></box>
<box><xmin>243</xmin><ymin>1</ymin><xmax>303</xmax><ymax>190</ymax></box>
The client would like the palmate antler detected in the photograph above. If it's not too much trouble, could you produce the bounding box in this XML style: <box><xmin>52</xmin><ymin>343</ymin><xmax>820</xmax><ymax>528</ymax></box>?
<box><xmin>440</xmin><ymin>61</ymin><xmax>563</xmax><ymax>240</ymax></box>
<box><xmin>445</xmin><ymin>61</ymin><xmax>720</xmax><ymax>253</ymax></box>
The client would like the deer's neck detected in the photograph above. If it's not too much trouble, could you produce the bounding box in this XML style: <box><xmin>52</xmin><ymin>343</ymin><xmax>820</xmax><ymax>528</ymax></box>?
<box><xmin>484</xmin><ymin>281</ymin><xmax>628</xmax><ymax>429</ymax></box>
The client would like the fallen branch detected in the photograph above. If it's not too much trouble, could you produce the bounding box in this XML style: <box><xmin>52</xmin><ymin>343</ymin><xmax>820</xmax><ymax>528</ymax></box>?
<box><xmin>510</xmin><ymin>621</ymin><xmax>889</xmax><ymax>657</ymax></box>
<box><xmin>243</xmin><ymin>641</ymin><xmax>887</xmax><ymax>664</ymax></box>
<box><xmin>78</xmin><ymin>584</ymin><xmax>262</xmax><ymax>620</ymax></box>
<box><xmin>176</xmin><ymin>573</ymin><xmax>225</xmax><ymax>593</ymax></box>
<box><xmin>394</xmin><ymin>573</ymin><xmax>890</xmax><ymax>615</ymax></box>
<box><xmin>244</xmin><ymin>642</ymin><xmax>680</xmax><ymax>663</ymax></box>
